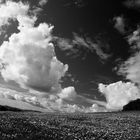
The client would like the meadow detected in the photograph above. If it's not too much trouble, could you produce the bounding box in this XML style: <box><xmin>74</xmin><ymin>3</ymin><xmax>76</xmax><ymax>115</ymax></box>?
<box><xmin>0</xmin><ymin>111</ymin><xmax>139</xmax><ymax>139</ymax></box>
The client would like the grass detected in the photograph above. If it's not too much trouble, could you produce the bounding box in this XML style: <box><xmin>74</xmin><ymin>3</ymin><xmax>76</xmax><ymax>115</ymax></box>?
<box><xmin>0</xmin><ymin>111</ymin><xmax>139</xmax><ymax>139</ymax></box>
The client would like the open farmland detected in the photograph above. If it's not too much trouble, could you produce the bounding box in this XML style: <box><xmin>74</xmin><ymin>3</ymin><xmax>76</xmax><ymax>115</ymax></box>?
<box><xmin>0</xmin><ymin>111</ymin><xmax>139</xmax><ymax>139</ymax></box>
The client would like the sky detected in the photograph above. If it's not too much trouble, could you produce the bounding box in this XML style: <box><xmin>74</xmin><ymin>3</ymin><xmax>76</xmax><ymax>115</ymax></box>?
<box><xmin>0</xmin><ymin>0</ymin><xmax>140</xmax><ymax>112</ymax></box>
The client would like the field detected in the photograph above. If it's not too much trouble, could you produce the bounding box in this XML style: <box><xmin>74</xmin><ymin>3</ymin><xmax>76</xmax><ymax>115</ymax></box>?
<box><xmin>0</xmin><ymin>111</ymin><xmax>140</xmax><ymax>140</ymax></box>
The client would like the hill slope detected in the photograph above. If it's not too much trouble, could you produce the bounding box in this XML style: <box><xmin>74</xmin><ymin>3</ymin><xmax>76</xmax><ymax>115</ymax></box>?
<box><xmin>0</xmin><ymin>105</ymin><xmax>40</xmax><ymax>112</ymax></box>
<box><xmin>0</xmin><ymin>105</ymin><xmax>22</xmax><ymax>111</ymax></box>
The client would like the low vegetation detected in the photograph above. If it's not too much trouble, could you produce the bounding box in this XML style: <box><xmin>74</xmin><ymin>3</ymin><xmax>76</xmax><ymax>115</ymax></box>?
<box><xmin>0</xmin><ymin>111</ymin><xmax>139</xmax><ymax>139</ymax></box>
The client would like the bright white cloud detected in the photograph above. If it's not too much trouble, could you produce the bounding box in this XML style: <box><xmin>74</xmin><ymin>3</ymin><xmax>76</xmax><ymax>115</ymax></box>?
<box><xmin>0</xmin><ymin>1</ymin><xmax>108</xmax><ymax>113</ymax></box>
<box><xmin>0</xmin><ymin>1</ymin><xmax>29</xmax><ymax>27</ymax></box>
<box><xmin>118</xmin><ymin>28</ymin><xmax>140</xmax><ymax>85</ymax></box>
<box><xmin>119</xmin><ymin>53</ymin><xmax>140</xmax><ymax>84</ymax></box>
<box><xmin>98</xmin><ymin>81</ymin><xmax>140</xmax><ymax>110</ymax></box>
<box><xmin>58</xmin><ymin>86</ymin><xmax>77</xmax><ymax>100</ymax></box>
<box><xmin>0</xmin><ymin>1</ymin><xmax>68</xmax><ymax>94</ymax></box>
<box><xmin>108</xmin><ymin>22</ymin><xmax>140</xmax><ymax>111</ymax></box>
<box><xmin>0</xmin><ymin>86</ymin><xmax>107</xmax><ymax>112</ymax></box>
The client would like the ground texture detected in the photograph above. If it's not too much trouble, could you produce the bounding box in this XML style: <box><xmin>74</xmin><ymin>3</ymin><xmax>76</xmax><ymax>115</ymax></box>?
<box><xmin>0</xmin><ymin>111</ymin><xmax>139</xmax><ymax>140</ymax></box>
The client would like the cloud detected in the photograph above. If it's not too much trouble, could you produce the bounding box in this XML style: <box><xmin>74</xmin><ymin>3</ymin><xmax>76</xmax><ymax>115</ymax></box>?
<box><xmin>39</xmin><ymin>98</ymin><xmax>107</xmax><ymax>113</ymax></box>
<box><xmin>119</xmin><ymin>53</ymin><xmax>140</xmax><ymax>84</ymax></box>
<box><xmin>0</xmin><ymin>1</ymin><xmax>68</xmax><ymax>93</ymax></box>
<box><xmin>0</xmin><ymin>82</ymin><xmax>107</xmax><ymax>113</ymax></box>
<box><xmin>123</xmin><ymin>0</ymin><xmax>140</xmax><ymax>8</ymax></box>
<box><xmin>118</xmin><ymin>28</ymin><xmax>140</xmax><ymax>85</ymax></box>
<box><xmin>105</xmin><ymin>22</ymin><xmax>140</xmax><ymax>111</ymax></box>
<box><xmin>2</xmin><ymin>0</ymin><xmax>138</xmax><ymax>113</ymax></box>
<box><xmin>113</xmin><ymin>16</ymin><xmax>126</xmax><ymax>34</ymax></box>
<box><xmin>98</xmin><ymin>81</ymin><xmax>140</xmax><ymax>110</ymax></box>
<box><xmin>0</xmin><ymin>1</ymin><xmax>108</xmax><ymax>113</ymax></box>
<box><xmin>38</xmin><ymin>0</ymin><xmax>48</xmax><ymax>6</ymax></box>
<box><xmin>58</xmin><ymin>87</ymin><xmax>77</xmax><ymax>100</ymax></box>
<box><xmin>127</xmin><ymin>28</ymin><xmax>140</xmax><ymax>46</ymax></box>
<box><xmin>0</xmin><ymin>85</ymin><xmax>107</xmax><ymax>112</ymax></box>
<box><xmin>55</xmin><ymin>103</ymin><xmax>106</xmax><ymax>113</ymax></box>
<box><xmin>0</xmin><ymin>1</ymin><xmax>29</xmax><ymax>27</ymax></box>
<box><xmin>0</xmin><ymin>86</ymin><xmax>48</xmax><ymax>109</ymax></box>
<box><xmin>56</xmin><ymin>33</ymin><xmax>111</xmax><ymax>60</ymax></box>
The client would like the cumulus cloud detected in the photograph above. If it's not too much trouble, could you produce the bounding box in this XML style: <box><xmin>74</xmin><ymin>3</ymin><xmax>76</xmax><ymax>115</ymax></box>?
<box><xmin>55</xmin><ymin>103</ymin><xmax>106</xmax><ymax>113</ymax></box>
<box><xmin>0</xmin><ymin>77</ymin><xmax>106</xmax><ymax>113</ymax></box>
<box><xmin>0</xmin><ymin>1</ymin><xmax>29</xmax><ymax>27</ymax></box>
<box><xmin>58</xmin><ymin>87</ymin><xmax>77</xmax><ymax>100</ymax></box>
<box><xmin>0</xmin><ymin>1</ymin><xmax>68</xmax><ymax>94</ymax></box>
<box><xmin>0</xmin><ymin>86</ymin><xmax>48</xmax><ymax>108</ymax></box>
<box><xmin>0</xmin><ymin>1</ymin><xmax>108</xmax><ymax>113</ymax></box>
<box><xmin>56</xmin><ymin>33</ymin><xmax>111</xmax><ymax>60</ymax></box>
<box><xmin>2</xmin><ymin>0</ymin><xmax>137</xmax><ymax>113</ymax></box>
<box><xmin>98</xmin><ymin>81</ymin><xmax>140</xmax><ymax>110</ymax></box>
<box><xmin>113</xmin><ymin>16</ymin><xmax>126</xmax><ymax>34</ymax></box>
<box><xmin>0</xmin><ymin>85</ymin><xmax>107</xmax><ymax>112</ymax></box>
<box><xmin>100</xmin><ymin>23</ymin><xmax>140</xmax><ymax>111</ymax></box>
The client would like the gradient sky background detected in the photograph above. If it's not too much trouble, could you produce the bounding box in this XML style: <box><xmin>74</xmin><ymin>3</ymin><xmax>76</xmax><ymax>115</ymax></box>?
<box><xmin>0</xmin><ymin>0</ymin><xmax>140</xmax><ymax>112</ymax></box>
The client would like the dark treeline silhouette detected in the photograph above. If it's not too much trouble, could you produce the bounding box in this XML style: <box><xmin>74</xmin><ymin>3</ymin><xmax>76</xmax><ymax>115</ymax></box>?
<box><xmin>123</xmin><ymin>99</ymin><xmax>140</xmax><ymax>111</ymax></box>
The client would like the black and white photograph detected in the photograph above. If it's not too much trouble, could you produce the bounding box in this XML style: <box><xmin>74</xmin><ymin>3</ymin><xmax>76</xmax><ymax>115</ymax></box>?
<box><xmin>0</xmin><ymin>0</ymin><xmax>140</xmax><ymax>139</ymax></box>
